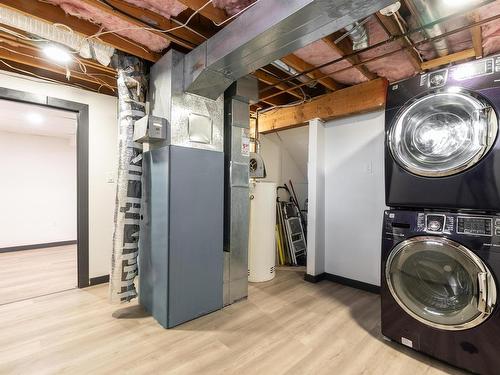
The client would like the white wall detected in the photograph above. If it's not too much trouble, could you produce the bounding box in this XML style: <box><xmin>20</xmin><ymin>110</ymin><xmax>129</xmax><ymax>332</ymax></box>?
<box><xmin>0</xmin><ymin>131</ymin><xmax>76</xmax><ymax>247</ymax></box>
<box><xmin>0</xmin><ymin>71</ymin><xmax>118</xmax><ymax>278</ymax></box>
<box><xmin>307</xmin><ymin>111</ymin><xmax>386</xmax><ymax>286</ymax></box>
<box><xmin>259</xmin><ymin>126</ymin><xmax>309</xmax><ymax>207</ymax></box>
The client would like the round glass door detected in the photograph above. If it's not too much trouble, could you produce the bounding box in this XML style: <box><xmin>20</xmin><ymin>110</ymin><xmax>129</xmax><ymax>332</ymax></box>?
<box><xmin>386</xmin><ymin>236</ymin><xmax>497</xmax><ymax>330</ymax></box>
<box><xmin>389</xmin><ymin>90</ymin><xmax>498</xmax><ymax>177</ymax></box>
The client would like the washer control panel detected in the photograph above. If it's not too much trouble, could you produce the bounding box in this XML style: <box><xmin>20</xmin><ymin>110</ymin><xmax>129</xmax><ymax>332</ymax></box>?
<box><xmin>416</xmin><ymin>213</ymin><xmax>496</xmax><ymax>237</ymax></box>
<box><xmin>457</xmin><ymin>217</ymin><xmax>492</xmax><ymax>236</ymax></box>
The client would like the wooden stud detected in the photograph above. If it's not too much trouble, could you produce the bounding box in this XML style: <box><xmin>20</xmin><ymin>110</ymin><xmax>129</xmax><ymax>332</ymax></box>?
<box><xmin>322</xmin><ymin>36</ymin><xmax>377</xmax><ymax>80</ymax></box>
<box><xmin>468</xmin><ymin>13</ymin><xmax>483</xmax><ymax>59</ymax></box>
<box><xmin>375</xmin><ymin>13</ymin><xmax>422</xmax><ymax>72</ymax></box>
<box><xmin>77</xmin><ymin>0</ymin><xmax>197</xmax><ymax>50</ymax></box>
<box><xmin>421</xmin><ymin>48</ymin><xmax>476</xmax><ymax>71</ymax></box>
<box><xmin>258</xmin><ymin>78</ymin><xmax>388</xmax><ymax>133</ymax></box>
<box><xmin>280</xmin><ymin>54</ymin><xmax>344</xmax><ymax>91</ymax></box>
<box><xmin>253</xmin><ymin>70</ymin><xmax>304</xmax><ymax>100</ymax></box>
<box><xmin>176</xmin><ymin>0</ymin><xmax>228</xmax><ymax>25</ymax></box>
<box><xmin>102</xmin><ymin>0</ymin><xmax>207</xmax><ymax>46</ymax></box>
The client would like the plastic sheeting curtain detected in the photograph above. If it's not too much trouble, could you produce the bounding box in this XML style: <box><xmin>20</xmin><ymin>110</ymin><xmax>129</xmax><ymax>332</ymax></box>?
<box><xmin>109</xmin><ymin>54</ymin><xmax>147</xmax><ymax>303</ymax></box>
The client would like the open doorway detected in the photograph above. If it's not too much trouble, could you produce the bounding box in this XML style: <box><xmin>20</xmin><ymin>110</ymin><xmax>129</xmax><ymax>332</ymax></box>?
<box><xmin>258</xmin><ymin>125</ymin><xmax>309</xmax><ymax>269</ymax></box>
<box><xmin>0</xmin><ymin>94</ymin><xmax>88</xmax><ymax>304</ymax></box>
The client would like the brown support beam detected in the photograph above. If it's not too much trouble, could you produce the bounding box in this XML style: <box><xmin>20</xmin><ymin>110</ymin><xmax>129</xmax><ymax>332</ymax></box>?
<box><xmin>258</xmin><ymin>78</ymin><xmax>388</xmax><ymax>133</ymax></box>
<box><xmin>176</xmin><ymin>0</ymin><xmax>228</xmax><ymax>25</ymax></box>
<box><xmin>468</xmin><ymin>13</ymin><xmax>483</xmax><ymax>59</ymax></box>
<box><xmin>0</xmin><ymin>0</ymin><xmax>161</xmax><ymax>62</ymax></box>
<box><xmin>322</xmin><ymin>36</ymin><xmax>377</xmax><ymax>80</ymax></box>
<box><xmin>0</xmin><ymin>37</ymin><xmax>117</xmax><ymax>94</ymax></box>
<box><xmin>253</xmin><ymin>70</ymin><xmax>304</xmax><ymax>100</ymax></box>
<box><xmin>103</xmin><ymin>0</ymin><xmax>207</xmax><ymax>45</ymax></box>
<box><xmin>77</xmin><ymin>0</ymin><xmax>197</xmax><ymax>50</ymax></box>
<box><xmin>421</xmin><ymin>48</ymin><xmax>476</xmax><ymax>71</ymax></box>
<box><xmin>280</xmin><ymin>54</ymin><xmax>344</xmax><ymax>91</ymax></box>
<box><xmin>375</xmin><ymin>13</ymin><xmax>422</xmax><ymax>72</ymax></box>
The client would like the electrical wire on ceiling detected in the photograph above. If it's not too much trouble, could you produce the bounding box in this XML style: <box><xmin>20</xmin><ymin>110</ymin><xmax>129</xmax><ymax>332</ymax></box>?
<box><xmin>0</xmin><ymin>58</ymin><xmax>108</xmax><ymax>93</ymax></box>
<box><xmin>82</xmin><ymin>0</ymin><xmax>259</xmax><ymax>43</ymax></box>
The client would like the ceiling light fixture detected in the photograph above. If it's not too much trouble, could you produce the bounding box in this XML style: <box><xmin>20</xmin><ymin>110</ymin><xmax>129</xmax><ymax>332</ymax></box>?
<box><xmin>43</xmin><ymin>44</ymin><xmax>72</xmax><ymax>64</ymax></box>
<box><xmin>26</xmin><ymin>112</ymin><xmax>44</xmax><ymax>125</ymax></box>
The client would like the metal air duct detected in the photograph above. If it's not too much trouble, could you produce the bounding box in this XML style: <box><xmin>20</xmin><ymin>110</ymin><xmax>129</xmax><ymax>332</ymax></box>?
<box><xmin>345</xmin><ymin>21</ymin><xmax>369</xmax><ymax>51</ymax></box>
<box><xmin>406</xmin><ymin>0</ymin><xmax>449</xmax><ymax>57</ymax></box>
<box><xmin>184</xmin><ymin>0</ymin><xmax>396</xmax><ymax>99</ymax></box>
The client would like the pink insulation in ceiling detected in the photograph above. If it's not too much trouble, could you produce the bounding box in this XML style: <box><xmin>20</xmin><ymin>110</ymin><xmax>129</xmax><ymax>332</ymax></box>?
<box><xmin>212</xmin><ymin>0</ymin><xmax>256</xmax><ymax>16</ymax></box>
<box><xmin>293</xmin><ymin>17</ymin><xmax>418</xmax><ymax>86</ymax></box>
<box><xmin>359</xmin><ymin>17</ymin><xmax>418</xmax><ymax>83</ymax></box>
<box><xmin>45</xmin><ymin>0</ymin><xmax>186</xmax><ymax>51</ymax></box>
<box><xmin>294</xmin><ymin>40</ymin><xmax>368</xmax><ymax>85</ymax></box>
<box><xmin>476</xmin><ymin>1</ymin><xmax>500</xmax><ymax>56</ymax></box>
<box><xmin>123</xmin><ymin>0</ymin><xmax>186</xmax><ymax>19</ymax></box>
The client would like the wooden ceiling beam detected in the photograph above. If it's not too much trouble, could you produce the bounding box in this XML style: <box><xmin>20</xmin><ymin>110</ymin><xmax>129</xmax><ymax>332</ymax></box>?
<box><xmin>176</xmin><ymin>0</ymin><xmax>228</xmax><ymax>25</ymax></box>
<box><xmin>253</xmin><ymin>70</ymin><xmax>304</xmax><ymax>100</ymax></box>
<box><xmin>103</xmin><ymin>0</ymin><xmax>208</xmax><ymax>45</ymax></box>
<box><xmin>0</xmin><ymin>27</ymin><xmax>117</xmax><ymax>90</ymax></box>
<box><xmin>421</xmin><ymin>48</ymin><xmax>476</xmax><ymax>71</ymax></box>
<box><xmin>375</xmin><ymin>12</ymin><xmax>422</xmax><ymax>72</ymax></box>
<box><xmin>322</xmin><ymin>36</ymin><xmax>377</xmax><ymax>80</ymax></box>
<box><xmin>468</xmin><ymin>13</ymin><xmax>483</xmax><ymax>59</ymax></box>
<box><xmin>258</xmin><ymin>78</ymin><xmax>388</xmax><ymax>133</ymax></box>
<box><xmin>77</xmin><ymin>0</ymin><xmax>198</xmax><ymax>50</ymax></box>
<box><xmin>0</xmin><ymin>39</ymin><xmax>116</xmax><ymax>95</ymax></box>
<box><xmin>280</xmin><ymin>54</ymin><xmax>344</xmax><ymax>91</ymax></box>
<box><xmin>0</xmin><ymin>0</ymin><xmax>160</xmax><ymax>62</ymax></box>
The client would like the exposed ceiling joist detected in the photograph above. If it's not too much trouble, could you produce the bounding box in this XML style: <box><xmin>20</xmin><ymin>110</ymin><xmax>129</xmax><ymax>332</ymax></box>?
<box><xmin>176</xmin><ymin>0</ymin><xmax>228</xmax><ymax>25</ymax></box>
<box><xmin>102</xmin><ymin>0</ymin><xmax>207</xmax><ymax>45</ymax></box>
<box><xmin>77</xmin><ymin>0</ymin><xmax>198</xmax><ymax>50</ymax></box>
<box><xmin>0</xmin><ymin>37</ymin><xmax>116</xmax><ymax>95</ymax></box>
<box><xmin>253</xmin><ymin>70</ymin><xmax>304</xmax><ymax>100</ymax></box>
<box><xmin>375</xmin><ymin>12</ymin><xmax>422</xmax><ymax>72</ymax></box>
<box><xmin>0</xmin><ymin>0</ymin><xmax>160</xmax><ymax>62</ymax></box>
<box><xmin>421</xmin><ymin>48</ymin><xmax>476</xmax><ymax>70</ymax></box>
<box><xmin>468</xmin><ymin>13</ymin><xmax>483</xmax><ymax>58</ymax></box>
<box><xmin>322</xmin><ymin>36</ymin><xmax>377</xmax><ymax>80</ymax></box>
<box><xmin>280</xmin><ymin>54</ymin><xmax>344</xmax><ymax>91</ymax></box>
<box><xmin>258</xmin><ymin>78</ymin><xmax>388</xmax><ymax>133</ymax></box>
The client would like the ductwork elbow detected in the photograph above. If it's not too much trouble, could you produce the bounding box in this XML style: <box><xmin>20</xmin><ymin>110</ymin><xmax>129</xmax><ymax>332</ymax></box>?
<box><xmin>345</xmin><ymin>21</ymin><xmax>369</xmax><ymax>51</ymax></box>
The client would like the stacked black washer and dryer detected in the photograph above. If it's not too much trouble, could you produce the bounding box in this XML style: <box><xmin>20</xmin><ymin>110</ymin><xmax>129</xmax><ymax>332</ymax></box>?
<box><xmin>382</xmin><ymin>54</ymin><xmax>500</xmax><ymax>374</ymax></box>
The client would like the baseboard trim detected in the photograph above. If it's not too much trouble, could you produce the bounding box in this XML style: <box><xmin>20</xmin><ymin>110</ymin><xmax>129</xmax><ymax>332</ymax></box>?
<box><xmin>305</xmin><ymin>272</ymin><xmax>380</xmax><ymax>294</ymax></box>
<box><xmin>304</xmin><ymin>273</ymin><xmax>326</xmax><ymax>283</ymax></box>
<box><xmin>0</xmin><ymin>240</ymin><xmax>77</xmax><ymax>253</ymax></box>
<box><xmin>89</xmin><ymin>275</ymin><xmax>109</xmax><ymax>286</ymax></box>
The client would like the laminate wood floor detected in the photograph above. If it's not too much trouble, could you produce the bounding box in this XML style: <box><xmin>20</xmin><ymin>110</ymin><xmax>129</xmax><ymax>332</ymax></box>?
<box><xmin>0</xmin><ymin>245</ymin><xmax>77</xmax><ymax>305</ymax></box>
<box><xmin>0</xmin><ymin>268</ymin><xmax>469</xmax><ymax>375</ymax></box>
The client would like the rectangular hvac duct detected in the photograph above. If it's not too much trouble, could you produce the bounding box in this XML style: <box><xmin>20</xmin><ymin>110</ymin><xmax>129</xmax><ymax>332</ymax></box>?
<box><xmin>184</xmin><ymin>0</ymin><xmax>395</xmax><ymax>99</ymax></box>
<box><xmin>223</xmin><ymin>77</ymin><xmax>258</xmax><ymax>306</ymax></box>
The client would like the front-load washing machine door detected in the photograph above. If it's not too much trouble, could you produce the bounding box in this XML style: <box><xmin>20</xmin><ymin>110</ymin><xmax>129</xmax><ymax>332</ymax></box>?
<box><xmin>389</xmin><ymin>90</ymin><xmax>498</xmax><ymax>177</ymax></box>
<box><xmin>386</xmin><ymin>236</ymin><xmax>497</xmax><ymax>330</ymax></box>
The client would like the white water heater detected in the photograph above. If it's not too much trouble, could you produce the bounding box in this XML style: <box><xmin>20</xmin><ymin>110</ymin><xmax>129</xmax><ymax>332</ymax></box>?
<box><xmin>248</xmin><ymin>181</ymin><xmax>277</xmax><ymax>282</ymax></box>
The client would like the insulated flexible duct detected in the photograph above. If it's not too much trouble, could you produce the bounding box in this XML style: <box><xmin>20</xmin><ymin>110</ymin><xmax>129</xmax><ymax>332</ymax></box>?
<box><xmin>0</xmin><ymin>7</ymin><xmax>114</xmax><ymax>66</ymax></box>
<box><xmin>109</xmin><ymin>54</ymin><xmax>147</xmax><ymax>303</ymax></box>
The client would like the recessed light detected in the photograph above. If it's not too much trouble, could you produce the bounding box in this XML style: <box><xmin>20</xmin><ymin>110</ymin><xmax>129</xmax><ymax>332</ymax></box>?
<box><xmin>43</xmin><ymin>45</ymin><xmax>72</xmax><ymax>64</ymax></box>
<box><xmin>26</xmin><ymin>112</ymin><xmax>44</xmax><ymax>125</ymax></box>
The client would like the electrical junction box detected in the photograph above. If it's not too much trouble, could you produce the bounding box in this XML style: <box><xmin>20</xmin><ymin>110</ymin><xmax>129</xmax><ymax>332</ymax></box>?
<box><xmin>133</xmin><ymin>115</ymin><xmax>168</xmax><ymax>143</ymax></box>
